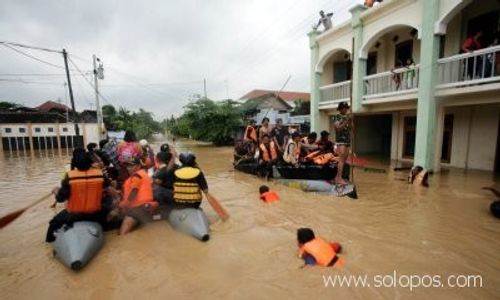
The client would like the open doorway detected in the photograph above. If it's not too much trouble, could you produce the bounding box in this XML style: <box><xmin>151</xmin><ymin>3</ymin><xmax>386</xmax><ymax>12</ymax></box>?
<box><xmin>395</xmin><ymin>40</ymin><xmax>413</xmax><ymax>66</ymax></box>
<box><xmin>354</xmin><ymin>114</ymin><xmax>392</xmax><ymax>160</ymax></box>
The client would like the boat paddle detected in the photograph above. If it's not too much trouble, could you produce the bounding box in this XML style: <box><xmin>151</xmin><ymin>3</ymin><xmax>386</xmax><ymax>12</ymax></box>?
<box><xmin>0</xmin><ymin>192</ymin><xmax>53</xmax><ymax>229</ymax></box>
<box><xmin>206</xmin><ymin>193</ymin><xmax>229</xmax><ymax>221</ymax></box>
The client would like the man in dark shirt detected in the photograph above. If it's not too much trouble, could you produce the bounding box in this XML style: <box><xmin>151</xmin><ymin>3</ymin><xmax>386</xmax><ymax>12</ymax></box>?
<box><xmin>271</xmin><ymin>118</ymin><xmax>289</xmax><ymax>154</ymax></box>
<box><xmin>316</xmin><ymin>130</ymin><xmax>334</xmax><ymax>153</ymax></box>
<box><xmin>153</xmin><ymin>151</ymin><xmax>177</xmax><ymax>206</ymax></box>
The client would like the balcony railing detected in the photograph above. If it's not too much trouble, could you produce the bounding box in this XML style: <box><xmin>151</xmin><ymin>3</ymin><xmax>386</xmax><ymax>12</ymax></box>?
<box><xmin>363</xmin><ymin>66</ymin><xmax>420</xmax><ymax>98</ymax></box>
<box><xmin>319</xmin><ymin>81</ymin><xmax>351</xmax><ymax>103</ymax></box>
<box><xmin>437</xmin><ymin>45</ymin><xmax>500</xmax><ymax>88</ymax></box>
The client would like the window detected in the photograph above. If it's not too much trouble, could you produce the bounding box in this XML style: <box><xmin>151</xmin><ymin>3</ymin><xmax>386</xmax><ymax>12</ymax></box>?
<box><xmin>19</xmin><ymin>128</ymin><xmax>26</xmax><ymax>133</ymax></box>
<box><xmin>5</xmin><ymin>128</ymin><xmax>12</xmax><ymax>133</ymax></box>
<box><xmin>62</xmin><ymin>127</ymin><xmax>68</xmax><ymax>132</ymax></box>
<box><xmin>48</xmin><ymin>127</ymin><xmax>54</xmax><ymax>133</ymax></box>
<box><xmin>35</xmin><ymin>128</ymin><xmax>41</xmax><ymax>133</ymax></box>
<box><xmin>395</xmin><ymin>40</ymin><xmax>413</xmax><ymax>66</ymax></box>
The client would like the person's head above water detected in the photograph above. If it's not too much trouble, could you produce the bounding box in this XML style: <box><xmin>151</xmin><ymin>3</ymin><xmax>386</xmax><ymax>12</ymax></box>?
<box><xmin>408</xmin><ymin>165</ymin><xmax>429</xmax><ymax>187</ymax></box>
<box><xmin>259</xmin><ymin>185</ymin><xmax>269</xmax><ymax>194</ymax></box>
<box><xmin>297</xmin><ymin>228</ymin><xmax>315</xmax><ymax>245</ymax></box>
<box><xmin>179</xmin><ymin>152</ymin><xmax>196</xmax><ymax>167</ymax></box>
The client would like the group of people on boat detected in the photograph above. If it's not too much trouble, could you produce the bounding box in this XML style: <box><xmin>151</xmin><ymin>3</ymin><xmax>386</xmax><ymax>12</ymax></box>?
<box><xmin>238</xmin><ymin>101</ymin><xmax>353</xmax><ymax>185</ymax></box>
<box><xmin>46</xmin><ymin>130</ymin><xmax>211</xmax><ymax>243</ymax></box>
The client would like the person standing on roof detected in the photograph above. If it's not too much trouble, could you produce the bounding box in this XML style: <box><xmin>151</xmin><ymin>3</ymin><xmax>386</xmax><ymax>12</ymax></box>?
<box><xmin>314</xmin><ymin>10</ymin><xmax>333</xmax><ymax>32</ymax></box>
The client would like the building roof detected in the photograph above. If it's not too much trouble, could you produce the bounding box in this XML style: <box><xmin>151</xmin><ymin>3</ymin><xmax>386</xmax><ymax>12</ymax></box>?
<box><xmin>239</xmin><ymin>89</ymin><xmax>310</xmax><ymax>102</ymax></box>
<box><xmin>244</xmin><ymin>93</ymin><xmax>293</xmax><ymax>111</ymax></box>
<box><xmin>36</xmin><ymin>100</ymin><xmax>72</xmax><ymax>112</ymax></box>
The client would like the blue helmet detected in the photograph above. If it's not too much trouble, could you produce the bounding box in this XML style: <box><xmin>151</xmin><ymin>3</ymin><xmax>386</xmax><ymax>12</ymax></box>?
<box><xmin>179</xmin><ymin>152</ymin><xmax>196</xmax><ymax>166</ymax></box>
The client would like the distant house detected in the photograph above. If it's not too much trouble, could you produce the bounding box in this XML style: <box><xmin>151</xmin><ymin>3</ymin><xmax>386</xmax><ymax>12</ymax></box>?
<box><xmin>0</xmin><ymin>100</ymin><xmax>101</xmax><ymax>153</ymax></box>
<box><xmin>239</xmin><ymin>90</ymin><xmax>310</xmax><ymax>125</ymax></box>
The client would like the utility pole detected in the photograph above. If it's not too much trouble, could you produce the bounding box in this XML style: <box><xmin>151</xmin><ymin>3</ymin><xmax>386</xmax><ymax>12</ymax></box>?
<box><xmin>93</xmin><ymin>54</ymin><xmax>104</xmax><ymax>139</ymax></box>
<box><xmin>62</xmin><ymin>49</ymin><xmax>80</xmax><ymax>146</ymax></box>
<box><xmin>203</xmin><ymin>78</ymin><xmax>207</xmax><ymax>99</ymax></box>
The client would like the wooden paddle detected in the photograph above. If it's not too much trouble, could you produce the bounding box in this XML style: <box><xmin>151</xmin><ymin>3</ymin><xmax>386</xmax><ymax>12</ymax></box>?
<box><xmin>206</xmin><ymin>193</ymin><xmax>229</xmax><ymax>221</ymax></box>
<box><xmin>0</xmin><ymin>192</ymin><xmax>53</xmax><ymax>229</ymax></box>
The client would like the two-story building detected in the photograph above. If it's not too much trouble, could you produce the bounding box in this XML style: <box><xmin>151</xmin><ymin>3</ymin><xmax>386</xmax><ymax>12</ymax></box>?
<box><xmin>309</xmin><ymin>0</ymin><xmax>500</xmax><ymax>172</ymax></box>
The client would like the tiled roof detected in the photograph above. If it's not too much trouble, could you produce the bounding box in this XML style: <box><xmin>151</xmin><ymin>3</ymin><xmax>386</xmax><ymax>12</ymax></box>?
<box><xmin>36</xmin><ymin>100</ymin><xmax>72</xmax><ymax>112</ymax></box>
<box><xmin>239</xmin><ymin>89</ymin><xmax>310</xmax><ymax>102</ymax></box>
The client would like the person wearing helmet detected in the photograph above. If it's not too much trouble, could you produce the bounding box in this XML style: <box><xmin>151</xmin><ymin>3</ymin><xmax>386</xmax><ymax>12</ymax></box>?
<box><xmin>139</xmin><ymin>139</ymin><xmax>155</xmax><ymax>170</ymax></box>
<box><xmin>172</xmin><ymin>152</ymin><xmax>209</xmax><ymax>209</ymax></box>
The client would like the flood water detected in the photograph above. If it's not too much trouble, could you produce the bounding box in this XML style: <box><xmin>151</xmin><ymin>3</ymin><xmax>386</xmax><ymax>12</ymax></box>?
<box><xmin>0</xmin><ymin>139</ymin><xmax>499</xmax><ymax>299</ymax></box>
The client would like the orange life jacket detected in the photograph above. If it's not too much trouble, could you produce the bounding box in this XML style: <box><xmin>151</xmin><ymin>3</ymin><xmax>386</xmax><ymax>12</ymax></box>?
<box><xmin>313</xmin><ymin>153</ymin><xmax>335</xmax><ymax>165</ymax></box>
<box><xmin>299</xmin><ymin>237</ymin><xmax>337</xmax><ymax>267</ymax></box>
<box><xmin>66</xmin><ymin>168</ymin><xmax>104</xmax><ymax>214</ymax></box>
<box><xmin>305</xmin><ymin>150</ymin><xmax>321</xmax><ymax>161</ymax></box>
<box><xmin>244</xmin><ymin>125</ymin><xmax>257</xmax><ymax>142</ymax></box>
<box><xmin>260</xmin><ymin>191</ymin><xmax>279</xmax><ymax>203</ymax></box>
<box><xmin>260</xmin><ymin>142</ymin><xmax>278</xmax><ymax>161</ymax></box>
<box><xmin>121</xmin><ymin>169</ymin><xmax>156</xmax><ymax>209</ymax></box>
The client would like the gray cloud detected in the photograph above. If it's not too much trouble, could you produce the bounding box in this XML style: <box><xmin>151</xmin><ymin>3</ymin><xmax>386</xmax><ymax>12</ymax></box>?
<box><xmin>0</xmin><ymin>0</ymin><xmax>359</xmax><ymax>119</ymax></box>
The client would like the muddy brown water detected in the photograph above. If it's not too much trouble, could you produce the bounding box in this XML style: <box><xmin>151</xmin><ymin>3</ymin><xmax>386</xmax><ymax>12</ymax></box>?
<box><xmin>0</xmin><ymin>139</ymin><xmax>499</xmax><ymax>299</ymax></box>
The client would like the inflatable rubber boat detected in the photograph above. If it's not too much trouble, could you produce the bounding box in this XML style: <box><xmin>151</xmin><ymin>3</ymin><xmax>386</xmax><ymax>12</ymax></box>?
<box><xmin>53</xmin><ymin>221</ymin><xmax>104</xmax><ymax>271</ymax></box>
<box><xmin>234</xmin><ymin>162</ymin><xmax>349</xmax><ymax>180</ymax></box>
<box><xmin>274</xmin><ymin>179</ymin><xmax>357</xmax><ymax>198</ymax></box>
<box><xmin>168</xmin><ymin>208</ymin><xmax>210</xmax><ymax>242</ymax></box>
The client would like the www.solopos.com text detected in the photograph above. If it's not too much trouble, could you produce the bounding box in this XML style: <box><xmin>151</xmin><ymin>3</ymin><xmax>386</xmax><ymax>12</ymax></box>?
<box><xmin>322</xmin><ymin>271</ymin><xmax>483</xmax><ymax>291</ymax></box>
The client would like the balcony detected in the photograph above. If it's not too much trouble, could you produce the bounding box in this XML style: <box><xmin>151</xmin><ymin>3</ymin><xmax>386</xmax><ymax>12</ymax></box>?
<box><xmin>319</xmin><ymin>81</ymin><xmax>351</xmax><ymax>109</ymax></box>
<box><xmin>362</xmin><ymin>66</ymin><xmax>420</xmax><ymax>103</ymax></box>
<box><xmin>437</xmin><ymin>45</ymin><xmax>500</xmax><ymax>95</ymax></box>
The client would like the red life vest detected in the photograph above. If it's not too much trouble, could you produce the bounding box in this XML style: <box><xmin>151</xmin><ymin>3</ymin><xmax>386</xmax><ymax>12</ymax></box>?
<box><xmin>66</xmin><ymin>168</ymin><xmax>104</xmax><ymax>214</ymax></box>
<box><xmin>299</xmin><ymin>237</ymin><xmax>336</xmax><ymax>267</ymax></box>
<box><xmin>260</xmin><ymin>142</ymin><xmax>278</xmax><ymax>161</ymax></box>
<box><xmin>260</xmin><ymin>191</ymin><xmax>279</xmax><ymax>203</ymax></box>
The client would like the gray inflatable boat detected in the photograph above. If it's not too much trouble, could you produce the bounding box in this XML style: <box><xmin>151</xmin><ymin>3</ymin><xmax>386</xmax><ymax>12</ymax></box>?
<box><xmin>274</xmin><ymin>179</ymin><xmax>357</xmax><ymax>198</ymax></box>
<box><xmin>53</xmin><ymin>221</ymin><xmax>104</xmax><ymax>271</ymax></box>
<box><xmin>168</xmin><ymin>208</ymin><xmax>210</xmax><ymax>242</ymax></box>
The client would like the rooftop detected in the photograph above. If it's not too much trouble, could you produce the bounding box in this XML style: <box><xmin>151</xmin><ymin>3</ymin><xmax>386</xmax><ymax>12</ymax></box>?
<box><xmin>239</xmin><ymin>89</ymin><xmax>310</xmax><ymax>102</ymax></box>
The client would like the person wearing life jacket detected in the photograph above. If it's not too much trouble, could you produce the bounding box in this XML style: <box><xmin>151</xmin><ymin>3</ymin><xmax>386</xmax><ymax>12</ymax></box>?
<box><xmin>111</xmin><ymin>157</ymin><xmax>158</xmax><ymax>235</ymax></box>
<box><xmin>258</xmin><ymin>117</ymin><xmax>272</xmax><ymax>144</ymax></box>
<box><xmin>283</xmin><ymin>132</ymin><xmax>302</xmax><ymax>167</ymax></box>
<box><xmin>139</xmin><ymin>139</ymin><xmax>156</xmax><ymax>170</ymax></box>
<box><xmin>242</xmin><ymin>119</ymin><xmax>258</xmax><ymax>156</ymax></box>
<box><xmin>297</xmin><ymin>228</ymin><xmax>343</xmax><ymax>267</ymax></box>
<box><xmin>259</xmin><ymin>185</ymin><xmax>279</xmax><ymax>203</ymax></box>
<box><xmin>258</xmin><ymin>134</ymin><xmax>278</xmax><ymax>178</ymax></box>
<box><xmin>172</xmin><ymin>152</ymin><xmax>209</xmax><ymax>209</ymax></box>
<box><xmin>117</xmin><ymin>130</ymin><xmax>143</xmax><ymax>184</ymax></box>
<box><xmin>46</xmin><ymin>150</ymin><xmax>110</xmax><ymax>242</ymax></box>
<box><xmin>304</xmin><ymin>151</ymin><xmax>337</xmax><ymax>166</ymax></box>
<box><xmin>364</xmin><ymin>0</ymin><xmax>383</xmax><ymax>7</ymax></box>
<box><xmin>153</xmin><ymin>151</ymin><xmax>178</xmax><ymax>207</ymax></box>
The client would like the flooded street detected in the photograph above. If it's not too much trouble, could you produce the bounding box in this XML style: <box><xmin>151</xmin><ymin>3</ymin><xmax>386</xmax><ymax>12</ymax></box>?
<box><xmin>0</xmin><ymin>140</ymin><xmax>499</xmax><ymax>299</ymax></box>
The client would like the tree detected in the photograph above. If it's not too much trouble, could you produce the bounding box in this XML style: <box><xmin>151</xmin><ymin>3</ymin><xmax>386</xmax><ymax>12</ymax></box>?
<box><xmin>0</xmin><ymin>101</ymin><xmax>22</xmax><ymax>111</ymax></box>
<box><xmin>101</xmin><ymin>104</ymin><xmax>162</xmax><ymax>140</ymax></box>
<box><xmin>165</xmin><ymin>98</ymin><xmax>244</xmax><ymax>146</ymax></box>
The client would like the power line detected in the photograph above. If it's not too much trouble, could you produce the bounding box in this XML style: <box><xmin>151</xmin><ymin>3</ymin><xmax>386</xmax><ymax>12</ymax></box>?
<box><xmin>0</xmin><ymin>72</ymin><xmax>92</xmax><ymax>77</ymax></box>
<box><xmin>0</xmin><ymin>41</ymin><xmax>62</xmax><ymax>53</ymax></box>
<box><xmin>1</xmin><ymin>43</ymin><xmax>66</xmax><ymax>69</ymax></box>
<box><xmin>67</xmin><ymin>56</ymin><xmax>114</xmax><ymax>106</ymax></box>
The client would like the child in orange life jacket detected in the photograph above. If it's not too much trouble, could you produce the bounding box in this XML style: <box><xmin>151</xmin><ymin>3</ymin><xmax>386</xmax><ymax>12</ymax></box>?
<box><xmin>259</xmin><ymin>185</ymin><xmax>279</xmax><ymax>203</ymax></box>
<box><xmin>297</xmin><ymin>228</ymin><xmax>343</xmax><ymax>267</ymax></box>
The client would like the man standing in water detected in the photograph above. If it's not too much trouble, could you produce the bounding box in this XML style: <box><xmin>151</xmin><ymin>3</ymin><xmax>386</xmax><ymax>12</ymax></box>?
<box><xmin>314</xmin><ymin>10</ymin><xmax>333</xmax><ymax>32</ymax></box>
<box><xmin>333</xmin><ymin>102</ymin><xmax>352</xmax><ymax>185</ymax></box>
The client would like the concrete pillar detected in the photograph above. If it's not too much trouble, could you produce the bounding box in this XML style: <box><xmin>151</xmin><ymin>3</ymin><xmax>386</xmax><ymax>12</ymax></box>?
<box><xmin>414</xmin><ymin>0</ymin><xmax>441</xmax><ymax>171</ymax></box>
<box><xmin>350</xmin><ymin>4</ymin><xmax>367</xmax><ymax>113</ymax></box>
<box><xmin>27</xmin><ymin>122</ymin><xmax>34</xmax><ymax>157</ymax></box>
<box><xmin>56</xmin><ymin>121</ymin><xmax>62</xmax><ymax>156</ymax></box>
<box><xmin>308</xmin><ymin>30</ymin><xmax>321</xmax><ymax>132</ymax></box>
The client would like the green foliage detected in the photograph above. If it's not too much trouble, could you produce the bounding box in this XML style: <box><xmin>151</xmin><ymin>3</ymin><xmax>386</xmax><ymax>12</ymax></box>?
<box><xmin>291</xmin><ymin>100</ymin><xmax>310</xmax><ymax>116</ymax></box>
<box><xmin>165</xmin><ymin>98</ymin><xmax>245</xmax><ymax>146</ymax></box>
<box><xmin>0</xmin><ymin>101</ymin><xmax>22</xmax><ymax>111</ymax></box>
<box><xmin>102</xmin><ymin>104</ymin><xmax>163</xmax><ymax>140</ymax></box>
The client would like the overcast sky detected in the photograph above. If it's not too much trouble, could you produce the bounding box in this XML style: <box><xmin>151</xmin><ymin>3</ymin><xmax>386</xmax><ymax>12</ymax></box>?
<box><xmin>0</xmin><ymin>0</ymin><xmax>360</xmax><ymax>119</ymax></box>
